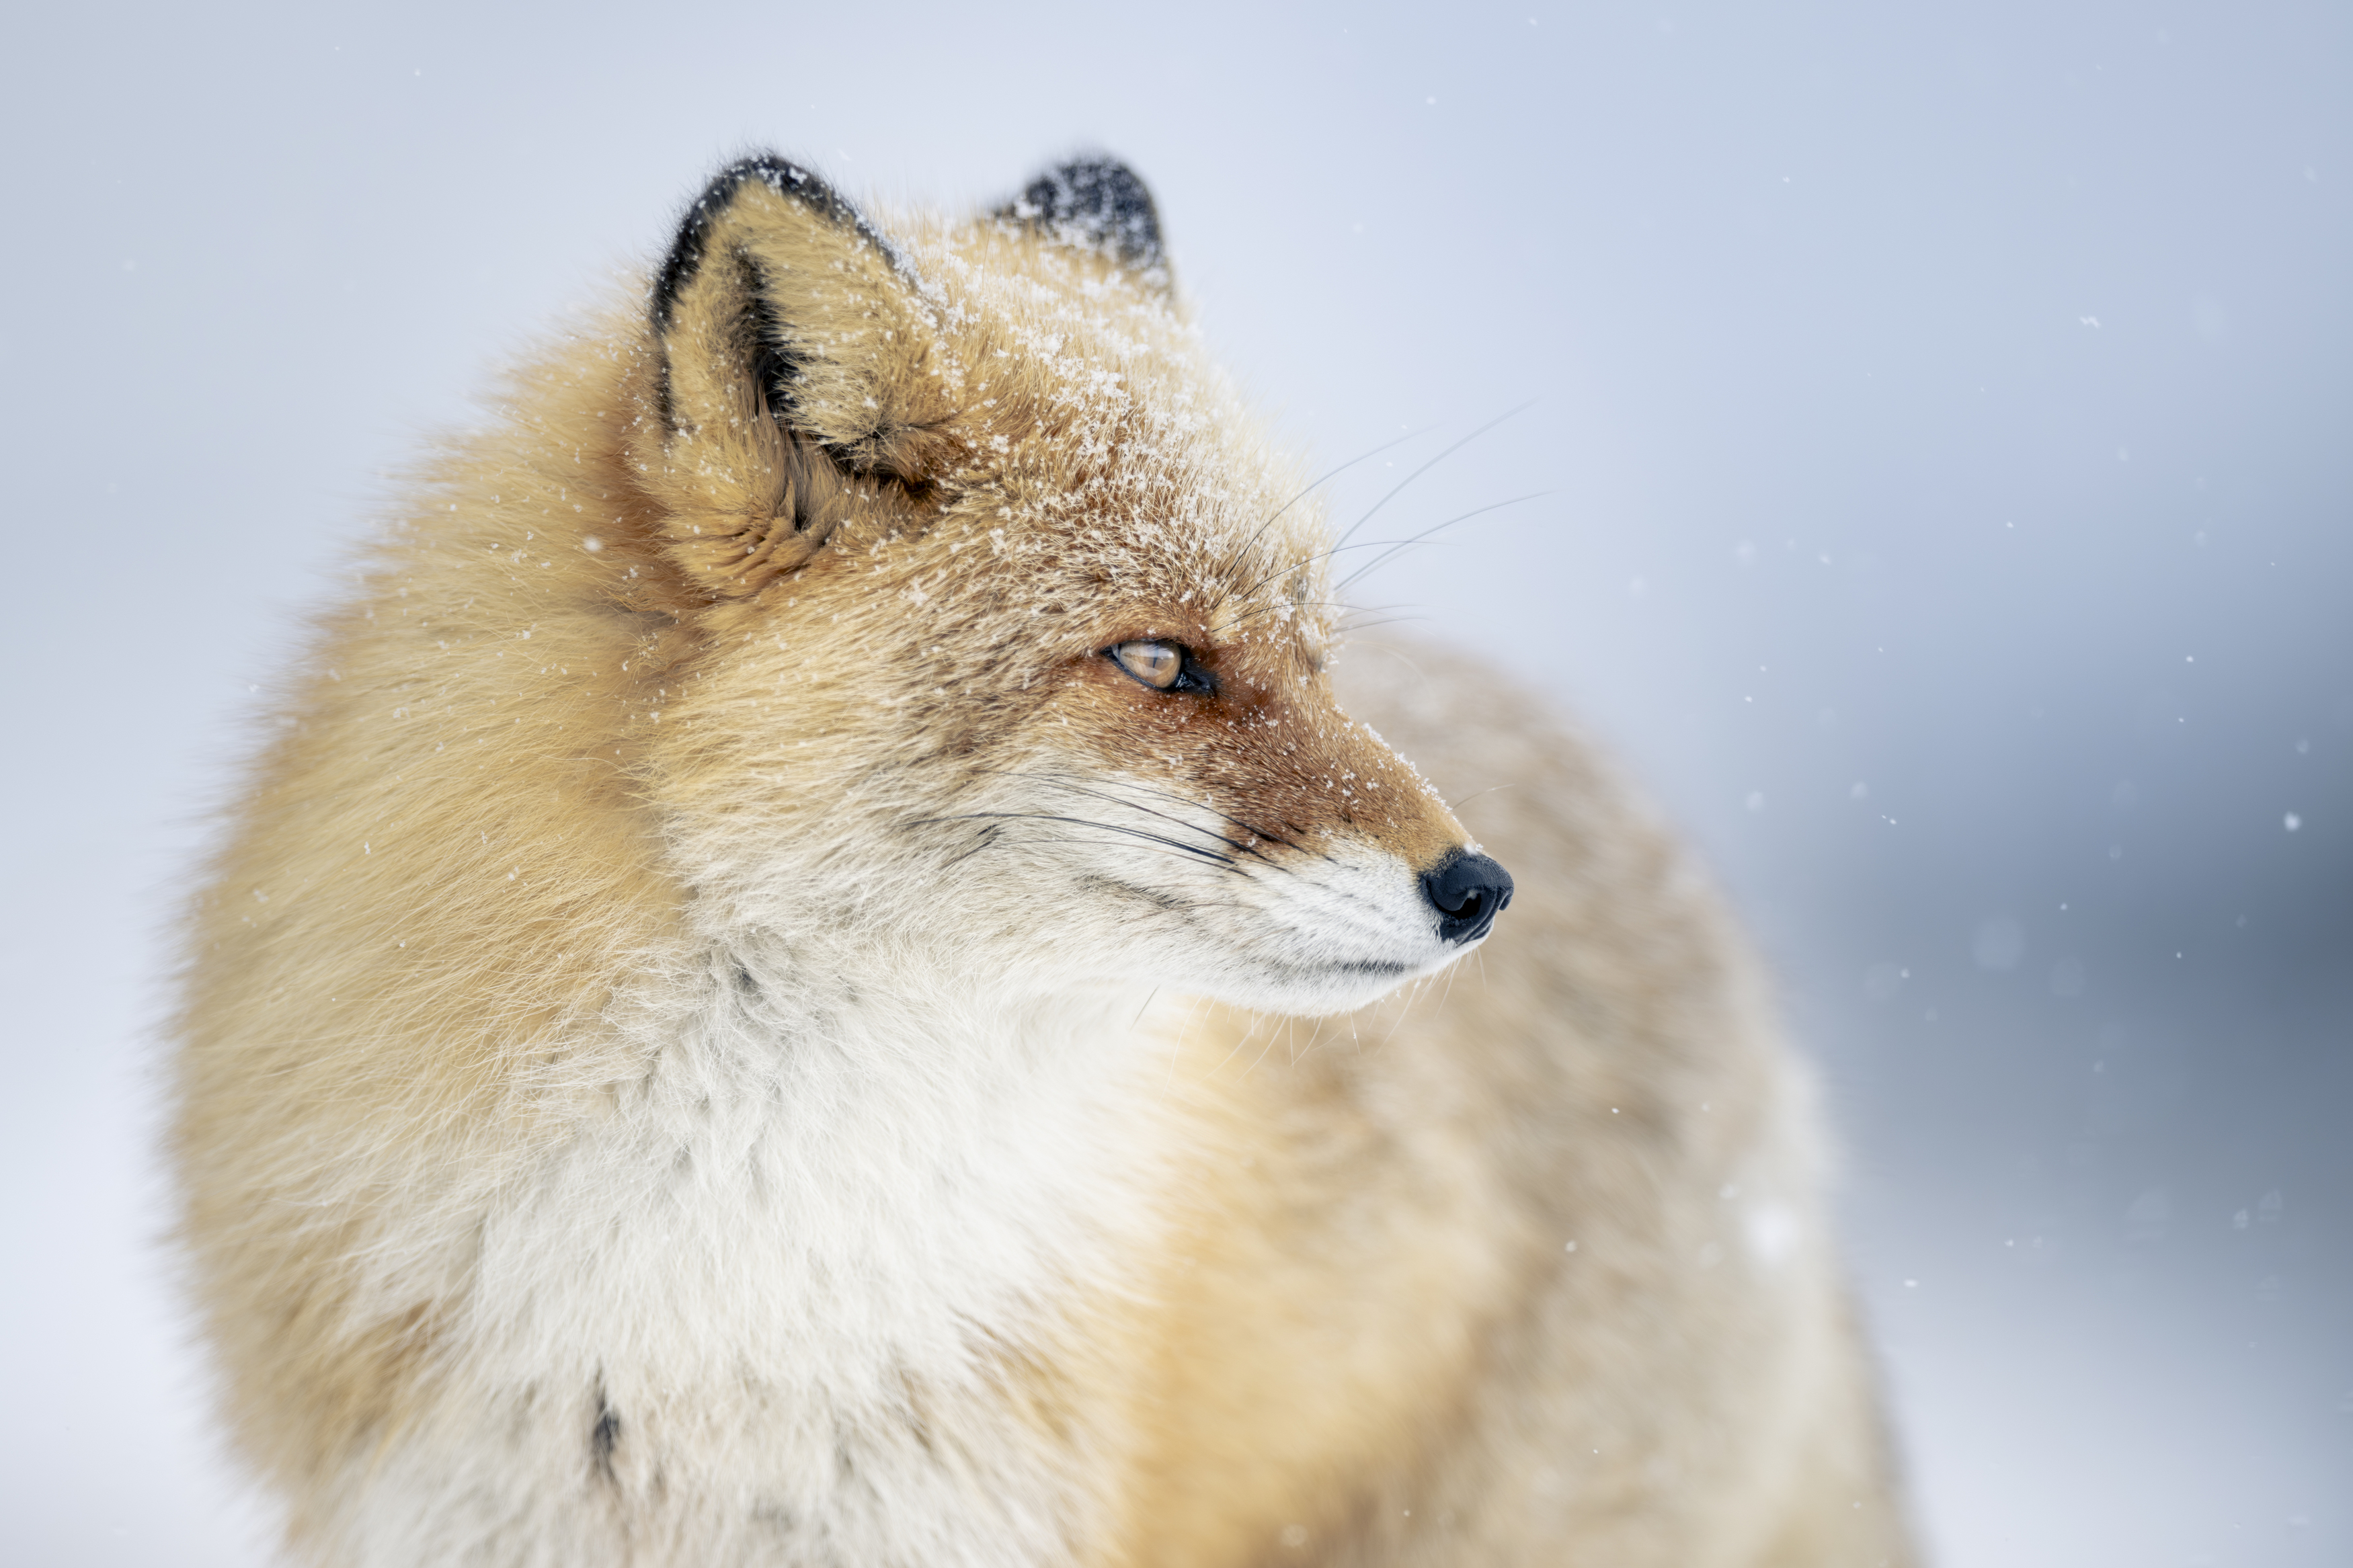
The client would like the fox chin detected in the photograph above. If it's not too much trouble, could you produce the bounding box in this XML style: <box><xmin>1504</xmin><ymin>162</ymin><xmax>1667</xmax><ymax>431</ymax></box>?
<box><xmin>173</xmin><ymin>151</ymin><xmax>1916</xmax><ymax>1568</ymax></box>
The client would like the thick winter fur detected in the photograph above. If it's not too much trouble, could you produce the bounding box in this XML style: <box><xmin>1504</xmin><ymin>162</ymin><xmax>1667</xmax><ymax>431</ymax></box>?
<box><xmin>174</xmin><ymin>154</ymin><xmax>1915</xmax><ymax>1566</ymax></box>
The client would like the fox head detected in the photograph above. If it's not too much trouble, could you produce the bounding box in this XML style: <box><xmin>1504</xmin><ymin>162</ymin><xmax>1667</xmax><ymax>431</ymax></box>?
<box><xmin>616</xmin><ymin>155</ymin><xmax>1510</xmax><ymax>1016</ymax></box>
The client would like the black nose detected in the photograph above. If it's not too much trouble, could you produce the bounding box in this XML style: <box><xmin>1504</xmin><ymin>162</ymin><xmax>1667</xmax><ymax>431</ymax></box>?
<box><xmin>1421</xmin><ymin>851</ymin><xmax>1514</xmax><ymax>945</ymax></box>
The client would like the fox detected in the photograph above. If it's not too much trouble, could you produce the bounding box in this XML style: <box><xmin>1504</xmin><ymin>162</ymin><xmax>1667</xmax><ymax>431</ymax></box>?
<box><xmin>172</xmin><ymin>153</ymin><xmax>1916</xmax><ymax>1567</ymax></box>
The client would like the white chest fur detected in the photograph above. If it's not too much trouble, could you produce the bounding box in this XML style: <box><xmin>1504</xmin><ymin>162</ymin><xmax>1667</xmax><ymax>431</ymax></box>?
<box><xmin>338</xmin><ymin>940</ymin><xmax>1172</xmax><ymax>1568</ymax></box>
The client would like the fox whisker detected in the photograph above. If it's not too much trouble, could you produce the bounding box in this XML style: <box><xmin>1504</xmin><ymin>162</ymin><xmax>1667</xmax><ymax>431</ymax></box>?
<box><xmin>905</xmin><ymin>812</ymin><xmax>1248</xmax><ymax>874</ymax></box>
<box><xmin>1331</xmin><ymin>491</ymin><xmax>1550</xmax><ymax>597</ymax></box>
<box><xmin>1227</xmin><ymin>424</ymin><xmax>1435</xmax><ymax>576</ymax></box>
<box><xmin>1332</xmin><ymin>610</ymin><xmax>1433</xmax><ymax>635</ymax></box>
<box><xmin>978</xmin><ymin>767</ymin><xmax>1318</xmax><ymax>863</ymax></box>
<box><xmin>1328</xmin><ymin>399</ymin><xmax>1538</xmax><ymax>556</ymax></box>
<box><xmin>986</xmin><ymin>774</ymin><xmax>1278</xmax><ymax>864</ymax></box>
<box><xmin>1223</xmin><ymin>403</ymin><xmax>1538</xmax><ymax>626</ymax></box>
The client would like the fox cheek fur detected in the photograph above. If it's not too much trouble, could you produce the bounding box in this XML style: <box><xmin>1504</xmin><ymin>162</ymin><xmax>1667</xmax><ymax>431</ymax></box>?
<box><xmin>173</xmin><ymin>151</ymin><xmax>1914</xmax><ymax>1568</ymax></box>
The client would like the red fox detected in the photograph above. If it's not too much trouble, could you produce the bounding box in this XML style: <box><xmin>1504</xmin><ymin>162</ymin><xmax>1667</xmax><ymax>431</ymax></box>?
<box><xmin>173</xmin><ymin>155</ymin><xmax>1915</xmax><ymax>1567</ymax></box>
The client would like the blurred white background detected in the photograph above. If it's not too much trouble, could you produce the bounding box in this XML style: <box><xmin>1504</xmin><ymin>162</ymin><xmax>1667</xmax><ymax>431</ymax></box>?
<box><xmin>3</xmin><ymin>3</ymin><xmax>2347</xmax><ymax>1563</ymax></box>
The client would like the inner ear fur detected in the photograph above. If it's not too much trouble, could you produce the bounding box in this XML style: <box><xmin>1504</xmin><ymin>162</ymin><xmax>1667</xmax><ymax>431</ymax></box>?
<box><xmin>629</xmin><ymin>155</ymin><xmax>957</xmax><ymax>597</ymax></box>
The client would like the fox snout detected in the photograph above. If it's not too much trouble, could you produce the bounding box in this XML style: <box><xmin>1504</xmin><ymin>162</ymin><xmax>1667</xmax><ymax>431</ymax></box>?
<box><xmin>1421</xmin><ymin>849</ymin><xmax>1514</xmax><ymax>944</ymax></box>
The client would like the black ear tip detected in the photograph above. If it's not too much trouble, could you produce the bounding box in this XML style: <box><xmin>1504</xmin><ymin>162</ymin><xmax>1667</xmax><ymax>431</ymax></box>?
<box><xmin>656</xmin><ymin>153</ymin><xmax>796</xmax><ymax>330</ymax></box>
<box><xmin>999</xmin><ymin>155</ymin><xmax>1164</xmax><ymax>273</ymax></box>
<box><xmin>652</xmin><ymin>153</ymin><xmax>883</xmax><ymax>332</ymax></box>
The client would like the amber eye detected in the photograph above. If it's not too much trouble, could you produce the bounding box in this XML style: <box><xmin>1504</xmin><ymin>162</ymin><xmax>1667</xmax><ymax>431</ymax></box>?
<box><xmin>1111</xmin><ymin>640</ymin><xmax>1184</xmax><ymax>690</ymax></box>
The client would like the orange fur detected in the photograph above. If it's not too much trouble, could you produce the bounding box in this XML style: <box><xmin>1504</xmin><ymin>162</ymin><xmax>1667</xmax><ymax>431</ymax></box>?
<box><xmin>173</xmin><ymin>155</ymin><xmax>1913</xmax><ymax>1567</ymax></box>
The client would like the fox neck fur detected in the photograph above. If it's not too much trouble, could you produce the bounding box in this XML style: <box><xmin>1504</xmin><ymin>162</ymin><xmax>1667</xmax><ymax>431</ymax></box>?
<box><xmin>374</xmin><ymin>938</ymin><xmax>1175</xmax><ymax>1565</ymax></box>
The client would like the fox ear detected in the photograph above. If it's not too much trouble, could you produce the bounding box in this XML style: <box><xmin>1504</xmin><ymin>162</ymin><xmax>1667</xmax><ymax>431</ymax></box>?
<box><xmin>996</xmin><ymin>157</ymin><xmax>1168</xmax><ymax>285</ymax></box>
<box><xmin>631</xmin><ymin>155</ymin><xmax>952</xmax><ymax>597</ymax></box>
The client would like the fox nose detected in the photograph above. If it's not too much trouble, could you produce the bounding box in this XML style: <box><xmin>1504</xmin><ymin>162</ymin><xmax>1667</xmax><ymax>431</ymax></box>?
<box><xmin>1421</xmin><ymin>850</ymin><xmax>1514</xmax><ymax>945</ymax></box>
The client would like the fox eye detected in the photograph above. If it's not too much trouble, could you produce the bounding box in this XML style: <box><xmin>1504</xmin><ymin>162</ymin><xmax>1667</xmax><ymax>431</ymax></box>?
<box><xmin>1107</xmin><ymin>639</ymin><xmax>1214</xmax><ymax>695</ymax></box>
<box><xmin>1111</xmin><ymin>640</ymin><xmax>1182</xmax><ymax>689</ymax></box>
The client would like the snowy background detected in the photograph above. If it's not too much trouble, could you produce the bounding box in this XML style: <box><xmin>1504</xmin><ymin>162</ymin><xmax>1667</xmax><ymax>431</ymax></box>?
<box><xmin>4</xmin><ymin>2</ymin><xmax>2348</xmax><ymax>1563</ymax></box>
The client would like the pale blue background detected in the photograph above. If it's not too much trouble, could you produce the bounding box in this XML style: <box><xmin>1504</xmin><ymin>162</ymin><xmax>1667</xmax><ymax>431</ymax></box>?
<box><xmin>4</xmin><ymin>3</ymin><xmax>2348</xmax><ymax>1563</ymax></box>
